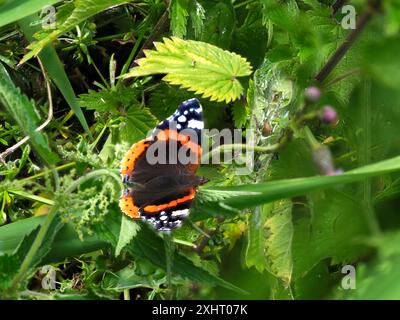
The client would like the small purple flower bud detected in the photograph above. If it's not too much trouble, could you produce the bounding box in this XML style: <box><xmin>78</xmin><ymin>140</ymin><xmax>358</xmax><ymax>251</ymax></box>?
<box><xmin>327</xmin><ymin>168</ymin><xmax>344</xmax><ymax>176</ymax></box>
<box><xmin>304</xmin><ymin>86</ymin><xmax>321</xmax><ymax>102</ymax></box>
<box><xmin>319</xmin><ymin>106</ymin><xmax>338</xmax><ymax>125</ymax></box>
<box><xmin>312</xmin><ymin>145</ymin><xmax>335</xmax><ymax>176</ymax></box>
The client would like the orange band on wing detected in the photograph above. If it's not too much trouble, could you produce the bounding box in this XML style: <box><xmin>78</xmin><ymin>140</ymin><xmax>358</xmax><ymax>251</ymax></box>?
<box><xmin>156</xmin><ymin>129</ymin><xmax>202</xmax><ymax>158</ymax></box>
<box><xmin>144</xmin><ymin>188</ymin><xmax>196</xmax><ymax>213</ymax></box>
<box><xmin>120</xmin><ymin>139</ymin><xmax>150</xmax><ymax>176</ymax></box>
<box><xmin>119</xmin><ymin>191</ymin><xmax>140</xmax><ymax>218</ymax></box>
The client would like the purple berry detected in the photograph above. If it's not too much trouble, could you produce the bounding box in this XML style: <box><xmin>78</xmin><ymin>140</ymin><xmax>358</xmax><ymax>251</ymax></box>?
<box><xmin>304</xmin><ymin>86</ymin><xmax>321</xmax><ymax>102</ymax></box>
<box><xmin>320</xmin><ymin>106</ymin><xmax>338</xmax><ymax>125</ymax></box>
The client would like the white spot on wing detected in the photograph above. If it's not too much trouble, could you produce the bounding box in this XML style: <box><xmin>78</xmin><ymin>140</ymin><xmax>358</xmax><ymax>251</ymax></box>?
<box><xmin>187</xmin><ymin>119</ymin><xmax>204</xmax><ymax>129</ymax></box>
<box><xmin>177</xmin><ymin>115</ymin><xmax>187</xmax><ymax>123</ymax></box>
<box><xmin>171</xmin><ymin>209</ymin><xmax>189</xmax><ymax>218</ymax></box>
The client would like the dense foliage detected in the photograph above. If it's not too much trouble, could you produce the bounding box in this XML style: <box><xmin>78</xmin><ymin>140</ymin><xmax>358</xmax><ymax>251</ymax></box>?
<box><xmin>0</xmin><ymin>0</ymin><xmax>400</xmax><ymax>300</ymax></box>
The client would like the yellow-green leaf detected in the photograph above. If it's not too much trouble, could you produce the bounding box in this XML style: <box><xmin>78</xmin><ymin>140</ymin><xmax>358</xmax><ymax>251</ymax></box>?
<box><xmin>124</xmin><ymin>37</ymin><xmax>253</xmax><ymax>103</ymax></box>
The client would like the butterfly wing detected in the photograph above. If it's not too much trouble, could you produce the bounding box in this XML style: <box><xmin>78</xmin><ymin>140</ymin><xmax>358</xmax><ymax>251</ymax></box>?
<box><xmin>119</xmin><ymin>98</ymin><xmax>205</xmax><ymax>230</ymax></box>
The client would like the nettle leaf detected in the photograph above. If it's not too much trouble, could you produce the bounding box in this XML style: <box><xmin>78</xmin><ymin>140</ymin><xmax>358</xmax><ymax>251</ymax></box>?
<box><xmin>20</xmin><ymin>0</ymin><xmax>132</xmax><ymax>64</ymax></box>
<box><xmin>115</xmin><ymin>216</ymin><xmax>140</xmax><ymax>257</ymax></box>
<box><xmin>121</xmin><ymin>106</ymin><xmax>158</xmax><ymax>143</ymax></box>
<box><xmin>264</xmin><ymin>200</ymin><xmax>293</xmax><ymax>283</ymax></box>
<box><xmin>189</xmin><ymin>1</ymin><xmax>205</xmax><ymax>37</ymax></box>
<box><xmin>0</xmin><ymin>63</ymin><xmax>59</xmax><ymax>165</ymax></box>
<box><xmin>170</xmin><ymin>0</ymin><xmax>190</xmax><ymax>38</ymax></box>
<box><xmin>245</xmin><ymin>204</ymin><xmax>271</xmax><ymax>272</ymax></box>
<box><xmin>125</xmin><ymin>37</ymin><xmax>253</xmax><ymax>103</ymax></box>
<box><xmin>79</xmin><ymin>87</ymin><xmax>139</xmax><ymax>113</ymax></box>
<box><xmin>199</xmin><ymin>0</ymin><xmax>235</xmax><ymax>49</ymax></box>
<box><xmin>232</xmin><ymin>101</ymin><xmax>248</xmax><ymax>128</ymax></box>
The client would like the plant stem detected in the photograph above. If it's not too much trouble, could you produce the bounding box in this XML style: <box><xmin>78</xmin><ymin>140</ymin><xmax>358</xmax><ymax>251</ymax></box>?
<box><xmin>332</xmin><ymin>0</ymin><xmax>348</xmax><ymax>15</ymax></box>
<box><xmin>9</xmin><ymin>204</ymin><xmax>58</xmax><ymax>293</ymax></box>
<box><xmin>118</xmin><ymin>33</ymin><xmax>144</xmax><ymax>86</ymax></box>
<box><xmin>360</xmin><ymin>79</ymin><xmax>381</xmax><ymax>235</ymax></box>
<box><xmin>135</xmin><ymin>9</ymin><xmax>170</xmax><ymax>60</ymax></box>
<box><xmin>123</xmin><ymin>289</ymin><xmax>131</xmax><ymax>300</ymax></box>
<box><xmin>201</xmin><ymin>143</ymin><xmax>280</xmax><ymax>163</ymax></box>
<box><xmin>22</xmin><ymin>162</ymin><xmax>76</xmax><ymax>181</ymax></box>
<box><xmin>315</xmin><ymin>0</ymin><xmax>381</xmax><ymax>83</ymax></box>
<box><xmin>65</xmin><ymin>169</ymin><xmax>123</xmax><ymax>194</ymax></box>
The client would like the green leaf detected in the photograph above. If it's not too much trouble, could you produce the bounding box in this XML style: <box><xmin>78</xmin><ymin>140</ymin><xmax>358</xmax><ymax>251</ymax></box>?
<box><xmin>170</xmin><ymin>0</ymin><xmax>190</xmax><ymax>38</ymax></box>
<box><xmin>245</xmin><ymin>204</ymin><xmax>271</xmax><ymax>272</ymax></box>
<box><xmin>19</xmin><ymin>0</ymin><xmax>132</xmax><ymax>64</ymax></box>
<box><xmin>189</xmin><ymin>0</ymin><xmax>205</xmax><ymax>37</ymax></box>
<box><xmin>264</xmin><ymin>199</ymin><xmax>293</xmax><ymax>283</ymax></box>
<box><xmin>198</xmin><ymin>0</ymin><xmax>234</xmax><ymax>49</ymax></box>
<box><xmin>121</xmin><ymin>106</ymin><xmax>159</xmax><ymax>143</ymax></box>
<box><xmin>125</xmin><ymin>37</ymin><xmax>253</xmax><ymax>103</ymax></box>
<box><xmin>0</xmin><ymin>254</ymin><xmax>19</xmax><ymax>291</ymax></box>
<box><xmin>0</xmin><ymin>0</ymin><xmax>61</xmax><ymax>28</ymax></box>
<box><xmin>19</xmin><ymin>14</ymin><xmax>91</xmax><ymax>135</ymax></box>
<box><xmin>79</xmin><ymin>86</ymin><xmax>139</xmax><ymax>113</ymax></box>
<box><xmin>14</xmin><ymin>214</ymin><xmax>63</xmax><ymax>270</ymax></box>
<box><xmin>338</xmin><ymin>232</ymin><xmax>400</xmax><ymax>299</ymax></box>
<box><xmin>102</xmin><ymin>263</ymin><xmax>165</xmax><ymax>291</ymax></box>
<box><xmin>232</xmin><ymin>101</ymin><xmax>248</xmax><ymax>128</ymax></box>
<box><xmin>0</xmin><ymin>63</ymin><xmax>59</xmax><ymax>165</ymax></box>
<box><xmin>0</xmin><ymin>215</ymin><xmax>107</xmax><ymax>264</ymax></box>
<box><xmin>361</xmin><ymin>37</ymin><xmax>400</xmax><ymax>89</ymax></box>
<box><xmin>115</xmin><ymin>216</ymin><xmax>140</xmax><ymax>257</ymax></box>
<box><xmin>95</xmin><ymin>211</ymin><xmax>246</xmax><ymax>294</ymax></box>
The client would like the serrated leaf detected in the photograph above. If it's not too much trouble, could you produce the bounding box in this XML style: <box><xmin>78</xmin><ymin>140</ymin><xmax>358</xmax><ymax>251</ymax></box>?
<box><xmin>79</xmin><ymin>86</ymin><xmax>139</xmax><ymax>113</ymax></box>
<box><xmin>170</xmin><ymin>0</ymin><xmax>190</xmax><ymax>38</ymax></box>
<box><xmin>199</xmin><ymin>0</ymin><xmax>234</xmax><ymax>49</ymax></box>
<box><xmin>19</xmin><ymin>0</ymin><xmax>132</xmax><ymax>64</ymax></box>
<box><xmin>245</xmin><ymin>204</ymin><xmax>271</xmax><ymax>272</ymax></box>
<box><xmin>264</xmin><ymin>199</ymin><xmax>293</xmax><ymax>283</ymax></box>
<box><xmin>232</xmin><ymin>101</ymin><xmax>248</xmax><ymax>128</ymax></box>
<box><xmin>0</xmin><ymin>63</ymin><xmax>59</xmax><ymax>165</ymax></box>
<box><xmin>189</xmin><ymin>0</ymin><xmax>205</xmax><ymax>37</ymax></box>
<box><xmin>115</xmin><ymin>216</ymin><xmax>140</xmax><ymax>257</ymax></box>
<box><xmin>125</xmin><ymin>37</ymin><xmax>253</xmax><ymax>103</ymax></box>
<box><xmin>121</xmin><ymin>106</ymin><xmax>158</xmax><ymax>143</ymax></box>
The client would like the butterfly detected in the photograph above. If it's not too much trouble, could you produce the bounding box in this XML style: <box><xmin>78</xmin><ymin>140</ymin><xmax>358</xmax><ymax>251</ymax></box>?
<box><xmin>119</xmin><ymin>98</ymin><xmax>207</xmax><ymax>231</ymax></box>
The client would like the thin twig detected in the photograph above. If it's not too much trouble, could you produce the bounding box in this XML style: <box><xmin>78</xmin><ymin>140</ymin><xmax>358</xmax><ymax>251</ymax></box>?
<box><xmin>0</xmin><ymin>58</ymin><xmax>53</xmax><ymax>164</ymax></box>
<box><xmin>134</xmin><ymin>9</ymin><xmax>170</xmax><ymax>61</ymax></box>
<box><xmin>332</xmin><ymin>0</ymin><xmax>348</xmax><ymax>15</ymax></box>
<box><xmin>315</xmin><ymin>0</ymin><xmax>381</xmax><ymax>83</ymax></box>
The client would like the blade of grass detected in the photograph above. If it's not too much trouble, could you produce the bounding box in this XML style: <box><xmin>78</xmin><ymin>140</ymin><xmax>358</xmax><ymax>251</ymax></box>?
<box><xmin>18</xmin><ymin>14</ymin><xmax>91</xmax><ymax>136</ymax></box>
<box><xmin>8</xmin><ymin>190</ymin><xmax>55</xmax><ymax>206</ymax></box>
<box><xmin>201</xmin><ymin>154</ymin><xmax>400</xmax><ymax>210</ymax></box>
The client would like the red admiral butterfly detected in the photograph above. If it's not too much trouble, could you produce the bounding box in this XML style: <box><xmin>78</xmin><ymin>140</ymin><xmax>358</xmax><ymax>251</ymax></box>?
<box><xmin>119</xmin><ymin>98</ymin><xmax>207</xmax><ymax>231</ymax></box>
